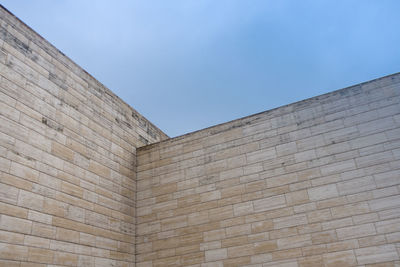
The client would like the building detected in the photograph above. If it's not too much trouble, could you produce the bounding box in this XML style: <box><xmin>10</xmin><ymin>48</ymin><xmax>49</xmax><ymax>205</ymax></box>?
<box><xmin>0</xmin><ymin>5</ymin><xmax>399</xmax><ymax>267</ymax></box>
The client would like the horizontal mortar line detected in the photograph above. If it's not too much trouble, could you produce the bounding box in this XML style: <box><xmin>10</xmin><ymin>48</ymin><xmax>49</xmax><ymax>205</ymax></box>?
<box><xmin>136</xmin><ymin>132</ymin><xmax>400</xmax><ymax>203</ymax></box>
<box><xmin>0</xmin><ymin>13</ymin><xmax>166</xmax><ymax>140</ymax></box>
<box><xmin>137</xmin><ymin>126</ymin><xmax>386</xmax><ymax>181</ymax></box>
<box><xmin>138</xmin><ymin>80</ymin><xmax>400</xmax><ymax>152</ymax></box>
<box><xmin>137</xmin><ymin>176</ymin><xmax>400</xmax><ymax>228</ymax></box>
<box><xmin>137</xmin><ymin>155</ymin><xmax>400</xmax><ymax>211</ymax></box>
<box><xmin>137</xmin><ymin>120</ymin><xmax>399</xmax><ymax>186</ymax></box>
<box><xmin>0</xmin><ymin>108</ymin><xmax>136</xmax><ymax>175</ymax></box>
<box><xmin>0</xmin><ymin>144</ymin><xmax>137</xmax><ymax>216</ymax></box>
<box><xmin>0</xmin><ymin>21</ymin><xmax>164</xmax><ymax>145</ymax></box>
<box><xmin>137</xmin><ymin>99</ymin><xmax>400</xmax><ymax>177</ymax></box>
<box><xmin>136</xmin><ymin>157</ymin><xmax>400</xmax><ymax>219</ymax></box>
<box><xmin>138</xmin><ymin>104</ymin><xmax>400</xmax><ymax>176</ymax></box>
<box><xmin>2</xmin><ymin>39</ymin><xmax>88</xmax><ymax>105</ymax></box>
<box><xmin>0</xmin><ymin>73</ymin><xmax>139</xmax><ymax>169</ymax></box>
<box><xmin>137</xmin><ymin>158</ymin><xmax>400</xmax><ymax>218</ymax></box>
<box><xmin>0</xmin><ymin>259</ymin><xmax>75</xmax><ymax>267</ymax></box>
<box><xmin>136</xmin><ymin>169</ymin><xmax>400</xmax><ymax>231</ymax></box>
<box><xmin>0</xmin><ymin>116</ymin><xmax>138</xmax><ymax>200</ymax></box>
<box><xmin>0</xmin><ymin>162</ymin><xmax>136</xmax><ymax>224</ymax></box>
<box><xmin>138</xmin><ymin>177</ymin><xmax>400</xmax><ymax>252</ymax></box>
<box><xmin>138</xmin><ymin>193</ymin><xmax>399</xmax><ymax>233</ymax></box>
<box><xmin>135</xmin><ymin>185</ymin><xmax>400</xmax><ymax>246</ymax></box>
<box><xmin>0</xmin><ymin>191</ymin><xmax>136</xmax><ymax>244</ymax></box>
<box><xmin>0</xmin><ymin>53</ymin><xmax>145</xmax><ymax>155</ymax></box>
<box><xmin>136</xmin><ymin>222</ymin><xmax>395</xmax><ymax>260</ymax></box>
<box><xmin>0</xmin><ymin>17</ymin><xmax>103</xmax><ymax>114</ymax></box>
<box><xmin>137</xmin><ymin>117</ymin><xmax>395</xmax><ymax>177</ymax></box>
<box><xmin>0</xmin><ymin>166</ymin><xmax>136</xmax><ymax>227</ymax></box>
<box><xmin>135</xmin><ymin>216</ymin><xmax>398</xmax><ymax>262</ymax></box>
<box><xmin>0</xmin><ymin>89</ymin><xmax>137</xmax><ymax>180</ymax></box>
<box><xmin>0</xmin><ymin>228</ymin><xmax>134</xmax><ymax>255</ymax></box>
<box><xmin>138</xmin><ymin>92</ymin><xmax>399</xmax><ymax>163</ymax></box>
<box><xmin>0</xmin><ymin>240</ymin><xmax>135</xmax><ymax>264</ymax></box>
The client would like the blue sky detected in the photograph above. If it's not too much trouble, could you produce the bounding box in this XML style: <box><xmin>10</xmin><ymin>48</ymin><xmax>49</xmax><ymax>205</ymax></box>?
<box><xmin>2</xmin><ymin>0</ymin><xmax>400</xmax><ymax>137</ymax></box>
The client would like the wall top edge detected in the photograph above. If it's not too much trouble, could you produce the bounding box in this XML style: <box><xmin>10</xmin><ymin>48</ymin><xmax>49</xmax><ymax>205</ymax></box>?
<box><xmin>0</xmin><ymin>4</ymin><xmax>169</xmax><ymax>142</ymax></box>
<box><xmin>139</xmin><ymin>71</ymin><xmax>400</xmax><ymax>152</ymax></box>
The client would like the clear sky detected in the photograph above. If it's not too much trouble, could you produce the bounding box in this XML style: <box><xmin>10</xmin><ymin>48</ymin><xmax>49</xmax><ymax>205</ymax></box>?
<box><xmin>2</xmin><ymin>1</ymin><xmax>400</xmax><ymax>137</ymax></box>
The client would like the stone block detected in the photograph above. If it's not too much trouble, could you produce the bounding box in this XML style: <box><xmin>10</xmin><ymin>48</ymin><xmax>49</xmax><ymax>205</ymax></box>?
<box><xmin>28</xmin><ymin>247</ymin><xmax>54</xmax><ymax>264</ymax></box>
<box><xmin>308</xmin><ymin>184</ymin><xmax>338</xmax><ymax>201</ymax></box>
<box><xmin>273</xmin><ymin>214</ymin><xmax>308</xmax><ymax>230</ymax></box>
<box><xmin>336</xmin><ymin>223</ymin><xmax>377</xmax><ymax>240</ymax></box>
<box><xmin>253</xmin><ymin>195</ymin><xmax>286</xmax><ymax>212</ymax></box>
<box><xmin>253</xmin><ymin>240</ymin><xmax>278</xmax><ymax>254</ymax></box>
<box><xmin>17</xmin><ymin>189</ymin><xmax>44</xmax><ymax>211</ymax></box>
<box><xmin>0</xmin><ymin>243</ymin><xmax>28</xmax><ymax>261</ymax></box>
<box><xmin>0</xmin><ymin>214</ymin><xmax>32</xmax><ymax>234</ymax></box>
<box><xmin>0</xmin><ymin>201</ymin><xmax>28</xmax><ymax>218</ymax></box>
<box><xmin>355</xmin><ymin>245</ymin><xmax>399</xmax><ymax>265</ymax></box>
<box><xmin>277</xmin><ymin>234</ymin><xmax>311</xmax><ymax>250</ymax></box>
<box><xmin>322</xmin><ymin>250</ymin><xmax>357</xmax><ymax>267</ymax></box>
<box><xmin>205</xmin><ymin>248</ymin><xmax>227</xmax><ymax>262</ymax></box>
<box><xmin>31</xmin><ymin>222</ymin><xmax>56</xmax><ymax>239</ymax></box>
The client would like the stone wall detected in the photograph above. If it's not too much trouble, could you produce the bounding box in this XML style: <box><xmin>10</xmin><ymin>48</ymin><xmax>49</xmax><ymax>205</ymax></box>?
<box><xmin>2</xmin><ymin>4</ymin><xmax>400</xmax><ymax>267</ymax></box>
<box><xmin>137</xmin><ymin>74</ymin><xmax>400</xmax><ymax>267</ymax></box>
<box><xmin>0</xmin><ymin>5</ymin><xmax>167</xmax><ymax>267</ymax></box>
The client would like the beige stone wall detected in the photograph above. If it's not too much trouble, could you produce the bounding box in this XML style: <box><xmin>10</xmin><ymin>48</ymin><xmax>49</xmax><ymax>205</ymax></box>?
<box><xmin>2</xmin><ymin>4</ymin><xmax>400</xmax><ymax>267</ymax></box>
<box><xmin>0</xmin><ymin>6</ymin><xmax>167</xmax><ymax>267</ymax></box>
<box><xmin>137</xmin><ymin>74</ymin><xmax>400</xmax><ymax>267</ymax></box>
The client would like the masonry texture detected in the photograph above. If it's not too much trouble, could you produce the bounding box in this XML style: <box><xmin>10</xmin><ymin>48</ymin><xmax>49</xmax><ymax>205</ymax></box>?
<box><xmin>136</xmin><ymin>75</ymin><xmax>400</xmax><ymax>267</ymax></box>
<box><xmin>0</xmin><ymin>5</ymin><xmax>167</xmax><ymax>267</ymax></box>
<box><xmin>1</xmin><ymin>5</ymin><xmax>400</xmax><ymax>267</ymax></box>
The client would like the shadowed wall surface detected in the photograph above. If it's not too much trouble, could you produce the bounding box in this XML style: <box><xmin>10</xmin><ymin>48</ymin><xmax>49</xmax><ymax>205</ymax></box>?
<box><xmin>1</xmin><ymin>4</ymin><xmax>400</xmax><ymax>267</ymax></box>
